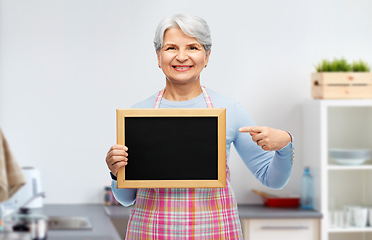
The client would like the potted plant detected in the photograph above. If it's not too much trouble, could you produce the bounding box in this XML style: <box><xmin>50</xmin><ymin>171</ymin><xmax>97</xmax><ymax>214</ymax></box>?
<box><xmin>312</xmin><ymin>58</ymin><xmax>372</xmax><ymax>99</ymax></box>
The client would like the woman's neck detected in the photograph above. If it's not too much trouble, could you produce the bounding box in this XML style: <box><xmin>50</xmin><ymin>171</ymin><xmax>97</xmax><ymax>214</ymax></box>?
<box><xmin>163</xmin><ymin>80</ymin><xmax>202</xmax><ymax>101</ymax></box>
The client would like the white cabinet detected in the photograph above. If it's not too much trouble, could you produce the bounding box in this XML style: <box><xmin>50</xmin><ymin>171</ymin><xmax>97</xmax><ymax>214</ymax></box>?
<box><xmin>303</xmin><ymin>99</ymin><xmax>372</xmax><ymax>240</ymax></box>
<box><xmin>242</xmin><ymin>218</ymin><xmax>320</xmax><ymax>240</ymax></box>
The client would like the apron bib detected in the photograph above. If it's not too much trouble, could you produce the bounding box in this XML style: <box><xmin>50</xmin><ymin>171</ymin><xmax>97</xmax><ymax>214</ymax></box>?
<box><xmin>126</xmin><ymin>86</ymin><xmax>243</xmax><ymax>240</ymax></box>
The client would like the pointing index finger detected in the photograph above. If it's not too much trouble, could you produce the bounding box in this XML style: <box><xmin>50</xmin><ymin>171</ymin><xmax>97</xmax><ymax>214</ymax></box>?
<box><xmin>239</xmin><ymin>127</ymin><xmax>261</xmax><ymax>133</ymax></box>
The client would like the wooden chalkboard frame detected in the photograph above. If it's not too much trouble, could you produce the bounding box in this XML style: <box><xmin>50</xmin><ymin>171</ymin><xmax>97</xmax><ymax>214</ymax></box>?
<box><xmin>116</xmin><ymin>108</ymin><xmax>226</xmax><ymax>188</ymax></box>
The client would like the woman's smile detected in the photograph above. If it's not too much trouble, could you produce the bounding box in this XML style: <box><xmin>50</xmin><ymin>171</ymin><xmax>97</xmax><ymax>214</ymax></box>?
<box><xmin>172</xmin><ymin>65</ymin><xmax>193</xmax><ymax>71</ymax></box>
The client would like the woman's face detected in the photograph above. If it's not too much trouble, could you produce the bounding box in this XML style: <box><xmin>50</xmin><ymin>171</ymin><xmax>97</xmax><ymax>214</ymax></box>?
<box><xmin>157</xmin><ymin>28</ymin><xmax>210</xmax><ymax>85</ymax></box>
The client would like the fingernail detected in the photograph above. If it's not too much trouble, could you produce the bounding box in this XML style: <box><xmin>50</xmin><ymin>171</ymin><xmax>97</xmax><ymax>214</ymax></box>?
<box><xmin>124</xmin><ymin>146</ymin><xmax>128</xmax><ymax>151</ymax></box>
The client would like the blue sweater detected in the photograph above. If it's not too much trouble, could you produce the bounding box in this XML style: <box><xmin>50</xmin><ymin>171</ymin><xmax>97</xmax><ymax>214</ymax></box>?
<box><xmin>111</xmin><ymin>88</ymin><xmax>294</xmax><ymax>206</ymax></box>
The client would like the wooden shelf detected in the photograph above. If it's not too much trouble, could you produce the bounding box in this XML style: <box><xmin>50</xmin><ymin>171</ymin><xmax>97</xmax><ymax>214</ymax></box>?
<box><xmin>328</xmin><ymin>227</ymin><xmax>372</xmax><ymax>233</ymax></box>
<box><xmin>328</xmin><ymin>165</ymin><xmax>372</xmax><ymax>170</ymax></box>
<box><xmin>304</xmin><ymin>99</ymin><xmax>372</xmax><ymax>107</ymax></box>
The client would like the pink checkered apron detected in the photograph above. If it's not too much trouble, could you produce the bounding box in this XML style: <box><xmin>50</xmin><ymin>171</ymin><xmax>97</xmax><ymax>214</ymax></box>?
<box><xmin>125</xmin><ymin>86</ymin><xmax>243</xmax><ymax>240</ymax></box>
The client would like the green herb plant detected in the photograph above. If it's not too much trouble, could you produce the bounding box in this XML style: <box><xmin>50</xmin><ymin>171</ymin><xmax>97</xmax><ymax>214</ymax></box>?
<box><xmin>314</xmin><ymin>58</ymin><xmax>370</xmax><ymax>72</ymax></box>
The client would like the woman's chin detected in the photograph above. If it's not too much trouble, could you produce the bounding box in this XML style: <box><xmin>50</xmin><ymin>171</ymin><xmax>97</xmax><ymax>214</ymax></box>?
<box><xmin>166</xmin><ymin>77</ymin><xmax>201</xmax><ymax>85</ymax></box>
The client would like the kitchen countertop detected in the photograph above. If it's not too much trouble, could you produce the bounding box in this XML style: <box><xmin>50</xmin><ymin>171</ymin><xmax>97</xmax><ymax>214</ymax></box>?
<box><xmin>105</xmin><ymin>204</ymin><xmax>323</xmax><ymax>219</ymax></box>
<box><xmin>2</xmin><ymin>204</ymin><xmax>321</xmax><ymax>240</ymax></box>
<box><xmin>33</xmin><ymin>204</ymin><xmax>121</xmax><ymax>240</ymax></box>
<box><xmin>237</xmin><ymin>204</ymin><xmax>322</xmax><ymax>219</ymax></box>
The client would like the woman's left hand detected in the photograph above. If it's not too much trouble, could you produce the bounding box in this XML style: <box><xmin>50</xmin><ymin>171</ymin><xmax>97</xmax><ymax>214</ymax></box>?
<box><xmin>239</xmin><ymin>126</ymin><xmax>291</xmax><ymax>151</ymax></box>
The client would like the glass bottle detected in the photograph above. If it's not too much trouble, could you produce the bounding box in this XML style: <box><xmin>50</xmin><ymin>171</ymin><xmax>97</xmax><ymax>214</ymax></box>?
<box><xmin>301</xmin><ymin>167</ymin><xmax>314</xmax><ymax>209</ymax></box>
<box><xmin>104</xmin><ymin>186</ymin><xmax>112</xmax><ymax>206</ymax></box>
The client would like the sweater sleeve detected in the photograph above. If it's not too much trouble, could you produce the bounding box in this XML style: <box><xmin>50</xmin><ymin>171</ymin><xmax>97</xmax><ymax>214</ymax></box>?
<box><xmin>232</xmin><ymin>101</ymin><xmax>294</xmax><ymax>190</ymax></box>
<box><xmin>111</xmin><ymin>180</ymin><xmax>137</xmax><ymax>207</ymax></box>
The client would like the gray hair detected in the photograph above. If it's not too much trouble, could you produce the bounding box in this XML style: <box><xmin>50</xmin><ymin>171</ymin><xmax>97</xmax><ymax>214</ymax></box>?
<box><xmin>154</xmin><ymin>14</ymin><xmax>212</xmax><ymax>53</ymax></box>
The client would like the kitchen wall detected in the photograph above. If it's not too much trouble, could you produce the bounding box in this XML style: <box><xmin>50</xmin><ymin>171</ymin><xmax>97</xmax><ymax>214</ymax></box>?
<box><xmin>0</xmin><ymin>0</ymin><xmax>371</xmax><ymax>204</ymax></box>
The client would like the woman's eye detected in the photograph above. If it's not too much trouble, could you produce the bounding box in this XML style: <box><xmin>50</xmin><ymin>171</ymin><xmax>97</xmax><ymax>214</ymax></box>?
<box><xmin>166</xmin><ymin>47</ymin><xmax>176</xmax><ymax>50</ymax></box>
<box><xmin>189</xmin><ymin>46</ymin><xmax>198</xmax><ymax>50</ymax></box>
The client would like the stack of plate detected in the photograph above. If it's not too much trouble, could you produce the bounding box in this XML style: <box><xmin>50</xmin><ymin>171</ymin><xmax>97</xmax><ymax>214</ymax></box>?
<box><xmin>329</xmin><ymin>148</ymin><xmax>371</xmax><ymax>165</ymax></box>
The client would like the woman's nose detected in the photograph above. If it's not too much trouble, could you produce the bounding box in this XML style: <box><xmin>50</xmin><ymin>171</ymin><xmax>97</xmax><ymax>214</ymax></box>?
<box><xmin>176</xmin><ymin>49</ymin><xmax>188</xmax><ymax>62</ymax></box>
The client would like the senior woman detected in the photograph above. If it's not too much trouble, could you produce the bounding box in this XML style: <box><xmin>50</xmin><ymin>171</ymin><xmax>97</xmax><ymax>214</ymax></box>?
<box><xmin>105</xmin><ymin>14</ymin><xmax>293</xmax><ymax>239</ymax></box>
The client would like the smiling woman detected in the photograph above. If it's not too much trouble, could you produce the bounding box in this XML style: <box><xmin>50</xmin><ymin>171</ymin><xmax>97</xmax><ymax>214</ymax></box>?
<box><xmin>157</xmin><ymin>27</ymin><xmax>211</xmax><ymax>101</ymax></box>
<box><xmin>105</xmin><ymin>13</ymin><xmax>294</xmax><ymax>240</ymax></box>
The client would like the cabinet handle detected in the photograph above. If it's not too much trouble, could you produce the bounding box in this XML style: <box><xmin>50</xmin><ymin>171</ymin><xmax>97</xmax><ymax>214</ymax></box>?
<box><xmin>261</xmin><ymin>226</ymin><xmax>309</xmax><ymax>230</ymax></box>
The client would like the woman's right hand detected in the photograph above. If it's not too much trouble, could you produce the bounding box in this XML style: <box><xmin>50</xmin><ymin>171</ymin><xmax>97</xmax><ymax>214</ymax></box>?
<box><xmin>106</xmin><ymin>145</ymin><xmax>128</xmax><ymax>177</ymax></box>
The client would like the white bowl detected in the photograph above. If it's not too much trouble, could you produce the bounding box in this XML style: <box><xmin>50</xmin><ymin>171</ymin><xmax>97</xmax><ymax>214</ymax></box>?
<box><xmin>334</xmin><ymin>158</ymin><xmax>367</xmax><ymax>165</ymax></box>
<box><xmin>329</xmin><ymin>148</ymin><xmax>371</xmax><ymax>166</ymax></box>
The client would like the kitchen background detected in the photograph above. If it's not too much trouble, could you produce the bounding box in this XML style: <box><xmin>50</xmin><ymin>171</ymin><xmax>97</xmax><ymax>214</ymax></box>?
<box><xmin>0</xmin><ymin>0</ymin><xmax>372</xmax><ymax>205</ymax></box>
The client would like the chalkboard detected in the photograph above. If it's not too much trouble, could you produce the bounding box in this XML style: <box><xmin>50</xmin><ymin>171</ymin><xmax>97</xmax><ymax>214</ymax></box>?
<box><xmin>116</xmin><ymin>108</ymin><xmax>226</xmax><ymax>188</ymax></box>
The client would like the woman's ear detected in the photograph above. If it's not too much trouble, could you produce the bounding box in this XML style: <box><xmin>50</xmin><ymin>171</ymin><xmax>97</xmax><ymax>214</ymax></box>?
<box><xmin>156</xmin><ymin>50</ymin><xmax>161</xmax><ymax>68</ymax></box>
<box><xmin>205</xmin><ymin>49</ymin><xmax>211</xmax><ymax>67</ymax></box>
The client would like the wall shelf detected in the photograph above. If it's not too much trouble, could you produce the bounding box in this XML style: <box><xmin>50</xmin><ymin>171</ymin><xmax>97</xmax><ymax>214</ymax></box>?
<box><xmin>327</xmin><ymin>165</ymin><xmax>372</xmax><ymax>170</ymax></box>
<box><xmin>328</xmin><ymin>228</ymin><xmax>372</xmax><ymax>233</ymax></box>
<box><xmin>303</xmin><ymin>99</ymin><xmax>372</xmax><ymax>240</ymax></box>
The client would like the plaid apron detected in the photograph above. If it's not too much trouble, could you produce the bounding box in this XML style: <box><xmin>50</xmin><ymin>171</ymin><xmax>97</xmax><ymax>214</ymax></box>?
<box><xmin>126</xmin><ymin>86</ymin><xmax>243</xmax><ymax>240</ymax></box>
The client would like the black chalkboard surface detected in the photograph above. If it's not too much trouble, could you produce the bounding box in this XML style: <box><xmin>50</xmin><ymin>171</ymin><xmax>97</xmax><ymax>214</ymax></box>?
<box><xmin>116</xmin><ymin>109</ymin><xmax>226</xmax><ymax>188</ymax></box>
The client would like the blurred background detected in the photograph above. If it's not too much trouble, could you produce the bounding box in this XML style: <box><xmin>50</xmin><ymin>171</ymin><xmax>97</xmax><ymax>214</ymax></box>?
<box><xmin>0</xmin><ymin>0</ymin><xmax>371</xmax><ymax>205</ymax></box>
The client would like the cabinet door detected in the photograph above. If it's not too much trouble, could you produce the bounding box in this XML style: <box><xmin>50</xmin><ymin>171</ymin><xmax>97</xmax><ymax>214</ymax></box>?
<box><xmin>243</xmin><ymin>219</ymin><xmax>319</xmax><ymax>240</ymax></box>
